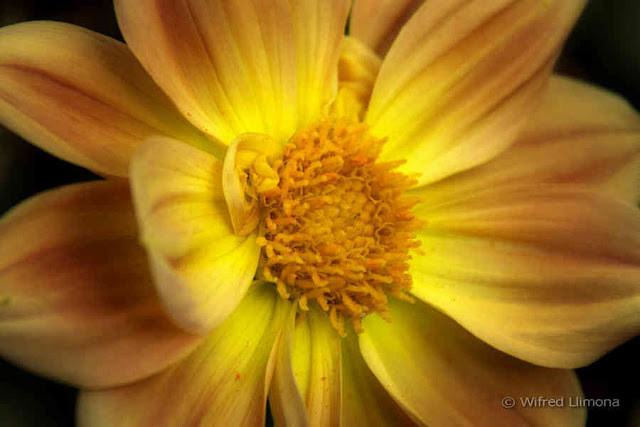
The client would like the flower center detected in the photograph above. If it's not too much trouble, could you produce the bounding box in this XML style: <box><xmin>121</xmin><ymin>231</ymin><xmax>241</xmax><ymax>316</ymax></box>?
<box><xmin>255</xmin><ymin>118</ymin><xmax>421</xmax><ymax>336</ymax></box>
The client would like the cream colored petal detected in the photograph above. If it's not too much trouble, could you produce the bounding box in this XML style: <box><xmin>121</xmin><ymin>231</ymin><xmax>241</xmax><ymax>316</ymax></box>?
<box><xmin>78</xmin><ymin>284</ymin><xmax>290</xmax><ymax>426</ymax></box>
<box><xmin>360</xmin><ymin>298</ymin><xmax>585</xmax><ymax>427</ymax></box>
<box><xmin>130</xmin><ymin>136</ymin><xmax>260</xmax><ymax>333</ymax></box>
<box><xmin>411</xmin><ymin>184</ymin><xmax>640</xmax><ymax>368</ymax></box>
<box><xmin>270</xmin><ymin>309</ymin><xmax>341</xmax><ymax>427</ymax></box>
<box><xmin>115</xmin><ymin>0</ymin><xmax>349</xmax><ymax>145</ymax></box>
<box><xmin>414</xmin><ymin>75</ymin><xmax>640</xmax><ymax>206</ymax></box>
<box><xmin>367</xmin><ymin>0</ymin><xmax>586</xmax><ymax>187</ymax></box>
<box><xmin>341</xmin><ymin>333</ymin><xmax>417</xmax><ymax>426</ymax></box>
<box><xmin>350</xmin><ymin>0</ymin><xmax>424</xmax><ymax>55</ymax></box>
<box><xmin>0</xmin><ymin>181</ymin><xmax>200</xmax><ymax>388</ymax></box>
<box><xmin>0</xmin><ymin>21</ymin><xmax>216</xmax><ymax>178</ymax></box>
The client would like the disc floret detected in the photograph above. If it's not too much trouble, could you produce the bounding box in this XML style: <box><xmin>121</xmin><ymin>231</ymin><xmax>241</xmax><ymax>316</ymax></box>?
<box><xmin>255</xmin><ymin>118</ymin><xmax>421</xmax><ymax>336</ymax></box>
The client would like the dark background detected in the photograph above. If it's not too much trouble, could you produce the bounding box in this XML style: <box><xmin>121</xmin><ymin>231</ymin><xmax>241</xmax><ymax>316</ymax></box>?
<box><xmin>0</xmin><ymin>1</ymin><xmax>639</xmax><ymax>426</ymax></box>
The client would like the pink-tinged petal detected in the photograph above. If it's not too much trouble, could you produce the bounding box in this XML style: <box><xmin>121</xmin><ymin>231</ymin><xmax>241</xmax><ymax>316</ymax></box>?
<box><xmin>366</xmin><ymin>0</ymin><xmax>586</xmax><ymax>187</ymax></box>
<box><xmin>115</xmin><ymin>0</ymin><xmax>349</xmax><ymax>145</ymax></box>
<box><xmin>0</xmin><ymin>181</ymin><xmax>201</xmax><ymax>388</ymax></box>
<box><xmin>350</xmin><ymin>0</ymin><xmax>424</xmax><ymax>55</ymax></box>
<box><xmin>341</xmin><ymin>333</ymin><xmax>417</xmax><ymax>426</ymax></box>
<box><xmin>416</xmin><ymin>75</ymin><xmax>640</xmax><ymax>206</ymax></box>
<box><xmin>360</xmin><ymin>298</ymin><xmax>585</xmax><ymax>427</ymax></box>
<box><xmin>411</xmin><ymin>184</ymin><xmax>640</xmax><ymax>368</ymax></box>
<box><xmin>0</xmin><ymin>21</ymin><xmax>216</xmax><ymax>178</ymax></box>
<box><xmin>77</xmin><ymin>284</ymin><xmax>290</xmax><ymax>427</ymax></box>
<box><xmin>270</xmin><ymin>310</ymin><xmax>341</xmax><ymax>427</ymax></box>
<box><xmin>130</xmin><ymin>136</ymin><xmax>260</xmax><ymax>333</ymax></box>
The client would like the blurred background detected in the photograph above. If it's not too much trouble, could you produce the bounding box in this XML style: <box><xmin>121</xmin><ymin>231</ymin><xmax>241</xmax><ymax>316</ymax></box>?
<box><xmin>0</xmin><ymin>0</ymin><xmax>639</xmax><ymax>426</ymax></box>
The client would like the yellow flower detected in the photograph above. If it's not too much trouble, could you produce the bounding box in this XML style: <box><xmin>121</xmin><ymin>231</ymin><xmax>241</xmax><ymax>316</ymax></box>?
<box><xmin>0</xmin><ymin>0</ymin><xmax>639</xmax><ymax>425</ymax></box>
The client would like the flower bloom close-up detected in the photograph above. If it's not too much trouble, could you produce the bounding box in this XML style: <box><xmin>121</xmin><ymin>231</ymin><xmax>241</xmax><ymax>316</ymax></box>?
<box><xmin>1</xmin><ymin>0</ymin><xmax>640</xmax><ymax>425</ymax></box>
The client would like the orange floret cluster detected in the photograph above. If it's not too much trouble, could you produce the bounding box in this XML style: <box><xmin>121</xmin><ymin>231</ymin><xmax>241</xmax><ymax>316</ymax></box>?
<box><xmin>256</xmin><ymin>118</ymin><xmax>421</xmax><ymax>336</ymax></box>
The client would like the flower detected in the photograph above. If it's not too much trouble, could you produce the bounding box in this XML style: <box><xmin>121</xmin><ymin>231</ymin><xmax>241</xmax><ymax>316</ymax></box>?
<box><xmin>0</xmin><ymin>0</ymin><xmax>639</xmax><ymax>425</ymax></box>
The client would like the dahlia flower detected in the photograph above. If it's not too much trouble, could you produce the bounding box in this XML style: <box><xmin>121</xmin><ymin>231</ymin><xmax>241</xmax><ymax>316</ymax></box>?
<box><xmin>1</xmin><ymin>0</ymin><xmax>639</xmax><ymax>425</ymax></box>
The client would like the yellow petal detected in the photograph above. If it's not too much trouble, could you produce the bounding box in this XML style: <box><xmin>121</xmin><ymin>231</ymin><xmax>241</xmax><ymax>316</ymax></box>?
<box><xmin>270</xmin><ymin>310</ymin><xmax>341</xmax><ymax>427</ymax></box>
<box><xmin>411</xmin><ymin>184</ymin><xmax>640</xmax><ymax>368</ymax></box>
<box><xmin>268</xmin><ymin>303</ymin><xmax>309</xmax><ymax>427</ymax></box>
<box><xmin>0</xmin><ymin>21</ymin><xmax>215</xmax><ymax>178</ymax></box>
<box><xmin>291</xmin><ymin>0</ymin><xmax>350</xmax><ymax>126</ymax></box>
<box><xmin>367</xmin><ymin>0</ymin><xmax>586</xmax><ymax>186</ymax></box>
<box><xmin>336</xmin><ymin>36</ymin><xmax>382</xmax><ymax>118</ymax></box>
<box><xmin>0</xmin><ymin>181</ymin><xmax>200</xmax><ymax>388</ymax></box>
<box><xmin>130</xmin><ymin>136</ymin><xmax>260</xmax><ymax>333</ymax></box>
<box><xmin>350</xmin><ymin>0</ymin><xmax>424</xmax><ymax>55</ymax></box>
<box><xmin>115</xmin><ymin>0</ymin><xmax>349</xmax><ymax>145</ymax></box>
<box><xmin>360</xmin><ymin>298</ymin><xmax>586</xmax><ymax>427</ymax></box>
<box><xmin>78</xmin><ymin>284</ymin><xmax>290</xmax><ymax>426</ymax></box>
<box><xmin>341</xmin><ymin>333</ymin><xmax>417</xmax><ymax>426</ymax></box>
<box><xmin>415</xmin><ymin>75</ymin><xmax>640</xmax><ymax>206</ymax></box>
<box><xmin>222</xmin><ymin>133</ymin><xmax>281</xmax><ymax>236</ymax></box>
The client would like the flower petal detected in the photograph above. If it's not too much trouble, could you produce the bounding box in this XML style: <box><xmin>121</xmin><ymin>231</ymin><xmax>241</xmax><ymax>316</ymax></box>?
<box><xmin>0</xmin><ymin>21</ymin><xmax>214</xmax><ymax>178</ymax></box>
<box><xmin>130</xmin><ymin>136</ymin><xmax>260</xmax><ymax>333</ymax></box>
<box><xmin>415</xmin><ymin>75</ymin><xmax>640</xmax><ymax>205</ymax></box>
<box><xmin>268</xmin><ymin>303</ymin><xmax>308</xmax><ymax>427</ymax></box>
<box><xmin>77</xmin><ymin>284</ymin><xmax>290</xmax><ymax>426</ymax></box>
<box><xmin>360</xmin><ymin>298</ymin><xmax>585</xmax><ymax>426</ymax></box>
<box><xmin>336</xmin><ymin>36</ymin><xmax>382</xmax><ymax>118</ymax></box>
<box><xmin>341</xmin><ymin>333</ymin><xmax>417</xmax><ymax>426</ymax></box>
<box><xmin>115</xmin><ymin>0</ymin><xmax>349</xmax><ymax>145</ymax></box>
<box><xmin>291</xmin><ymin>0</ymin><xmax>350</xmax><ymax>126</ymax></box>
<box><xmin>350</xmin><ymin>0</ymin><xmax>424</xmax><ymax>55</ymax></box>
<box><xmin>270</xmin><ymin>310</ymin><xmax>341</xmax><ymax>427</ymax></box>
<box><xmin>0</xmin><ymin>181</ymin><xmax>200</xmax><ymax>388</ymax></box>
<box><xmin>411</xmin><ymin>184</ymin><xmax>640</xmax><ymax>368</ymax></box>
<box><xmin>366</xmin><ymin>0</ymin><xmax>586</xmax><ymax>186</ymax></box>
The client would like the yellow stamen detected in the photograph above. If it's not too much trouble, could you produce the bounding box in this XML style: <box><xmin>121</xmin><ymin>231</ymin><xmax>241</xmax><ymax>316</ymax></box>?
<box><xmin>255</xmin><ymin>117</ymin><xmax>421</xmax><ymax>335</ymax></box>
